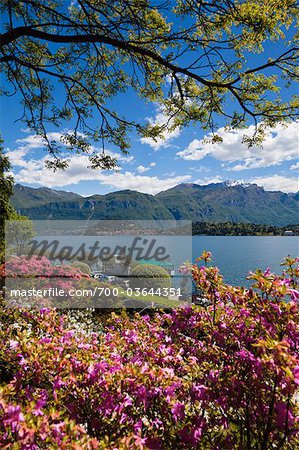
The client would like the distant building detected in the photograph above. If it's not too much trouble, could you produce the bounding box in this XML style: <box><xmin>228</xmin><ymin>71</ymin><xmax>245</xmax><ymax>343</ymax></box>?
<box><xmin>284</xmin><ymin>230</ymin><xmax>294</xmax><ymax>236</ymax></box>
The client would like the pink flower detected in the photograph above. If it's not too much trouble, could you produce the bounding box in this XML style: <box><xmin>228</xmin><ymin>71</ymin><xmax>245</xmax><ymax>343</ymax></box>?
<box><xmin>33</xmin><ymin>393</ymin><xmax>48</xmax><ymax>416</ymax></box>
<box><xmin>179</xmin><ymin>262</ymin><xmax>192</xmax><ymax>275</ymax></box>
<box><xmin>133</xmin><ymin>420</ymin><xmax>143</xmax><ymax>432</ymax></box>
<box><xmin>9</xmin><ymin>340</ymin><xmax>19</xmax><ymax>349</ymax></box>
<box><xmin>179</xmin><ymin>420</ymin><xmax>203</xmax><ymax>446</ymax></box>
<box><xmin>191</xmin><ymin>384</ymin><xmax>207</xmax><ymax>401</ymax></box>
<box><xmin>263</xmin><ymin>267</ymin><xmax>272</xmax><ymax>277</ymax></box>
<box><xmin>17</xmin><ymin>354</ymin><xmax>27</xmax><ymax>366</ymax></box>
<box><xmin>275</xmin><ymin>401</ymin><xmax>295</xmax><ymax>430</ymax></box>
<box><xmin>293</xmin><ymin>365</ymin><xmax>299</xmax><ymax>385</ymax></box>
<box><xmin>2</xmin><ymin>405</ymin><xmax>24</xmax><ymax>432</ymax></box>
<box><xmin>288</xmin><ymin>289</ymin><xmax>299</xmax><ymax>302</ymax></box>
<box><xmin>171</xmin><ymin>402</ymin><xmax>185</xmax><ymax>422</ymax></box>
<box><xmin>133</xmin><ymin>434</ymin><xmax>147</xmax><ymax>449</ymax></box>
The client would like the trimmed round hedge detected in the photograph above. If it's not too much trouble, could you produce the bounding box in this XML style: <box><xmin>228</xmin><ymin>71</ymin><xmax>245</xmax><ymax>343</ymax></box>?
<box><xmin>69</xmin><ymin>261</ymin><xmax>91</xmax><ymax>276</ymax></box>
<box><xmin>130</xmin><ymin>263</ymin><xmax>171</xmax><ymax>291</ymax></box>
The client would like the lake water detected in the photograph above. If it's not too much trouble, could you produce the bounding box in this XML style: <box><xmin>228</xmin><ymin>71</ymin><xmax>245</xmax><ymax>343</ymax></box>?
<box><xmin>192</xmin><ymin>236</ymin><xmax>299</xmax><ymax>286</ymax></box>
<box><xmin>30</xmin><ymin>233</ymin><xmax>298</xmax><ymax>287</ymax></box>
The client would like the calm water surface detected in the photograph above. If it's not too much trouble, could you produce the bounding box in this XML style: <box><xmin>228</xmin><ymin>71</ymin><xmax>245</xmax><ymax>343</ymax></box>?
<box><xmin>34</xmin><ymin>233</ymin><xmax>298</xmax><ymax>287</ymax></box>
<box><xmin>192</xmin><ymin>236</ymin><xmax>299</xmax><ymax>286</ymax></box>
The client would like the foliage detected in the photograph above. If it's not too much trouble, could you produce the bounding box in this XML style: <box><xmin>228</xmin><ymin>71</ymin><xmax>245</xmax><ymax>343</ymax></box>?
<box><xmin>1</xmin><ymin>255</ymin><xmax>124</xmax><ymax>309</ymax></box>
<box><xmin>0</xmin><ymin>137</ymin><xmax>14</xmax><ymax>256</ymax></box>
<box><xmin>0</xmin><ymin>255</ymin><xmax>87</xmax><ymax>280</ymax></box>
<box><xmin>0</xmin><ymin>254</ymin><xmax>298</xmax><ymax>448</ymax></box>
<box><xmin>0</xmin><ymin>255</ymin><xmax>90</xmax><ymax>308</ymax></box>
<box><xmin>0</xmin><ymin>1</ymin><xmax>298</xmax><ymax>168</ymax></box>
<box><xmin>130</xmin><ymin>263</ymin><xmax>172</xmax><ymax>291</ymax></box>
<box><xmin>0</xmin><ymin>396</ymin><xmax>99</xmax><ymax>449</ymax></box>
<box><xmin>70</xmin><ymin>261</ymin><xmax>92</xmax><ymax>276</ymax></box>
<box><xmin>192</xmin><ymin>221</ymin><xmax>299</xmax><ymax>236</ymax></box>
<box><xmin>5</xmin><ymin>213</ymin><xmax>36</xmax><ymax>256</ymax></box>
<box><xmin>0</xmin><ymin>140</ymin><xmax>34</xmax><ymax>280</ymax></box>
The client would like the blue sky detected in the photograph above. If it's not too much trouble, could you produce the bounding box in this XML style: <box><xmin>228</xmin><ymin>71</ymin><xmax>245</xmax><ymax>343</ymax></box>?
<box><xmin>1</xmin><ymin>27</ymin><xmax>298</xmax><ymax>196</ymax></box>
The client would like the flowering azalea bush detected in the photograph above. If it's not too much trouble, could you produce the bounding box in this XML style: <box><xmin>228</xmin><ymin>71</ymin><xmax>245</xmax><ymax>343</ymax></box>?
<box><xmin>1</xmin><ymin>256</ymin><xmax>90</xmax><ymax>308</ymax></box>
<box><xmin>1</xmin><ymin>256</ymin><xmax>125</xmax><ymax>309</ymax></box>
<box><xmin>0</xmin><ymin>395</ymin><xmax>99</xmax><ymax>449</ymax></box>
<box><xmin>0</xmin><ymin>255</ymin><xmax>88</xmax><ymax>279</ymax></box>
<box><xmin>0</xmin><ymin>254</ymin><xmax>298</xmax><ymax>449</ymax></box>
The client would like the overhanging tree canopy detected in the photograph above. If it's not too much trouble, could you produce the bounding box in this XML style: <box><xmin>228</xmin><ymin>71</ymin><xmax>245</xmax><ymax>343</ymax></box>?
<box><xmin>0</xmin><ymin>137</ymin><xmax>14</xmax><ymax>252</ymax></box>
<box><xmin>0</xmin><ymin>0</ymin><xmax>298</xmax><ymax>169</ymax></box>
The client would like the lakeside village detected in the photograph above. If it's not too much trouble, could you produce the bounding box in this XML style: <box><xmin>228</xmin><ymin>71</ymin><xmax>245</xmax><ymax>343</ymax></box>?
<box><xmin>11</xmin><ymin>235</ymin><xmax>188</xmax><ymax>307</ymax></box>
<box><xmin>6</xmin><ymin>219</ymin><xmax>298</xmax><ymax>306</ymax></box>
<box><xmin>27</xmin><ymin>236</ymin><xmax>175</xmax><ymax>273</ymax></box>
<box><xmin>48</xmin><ymin>222</ymin><xmax>299</xmax><ymax>236</ymax></box>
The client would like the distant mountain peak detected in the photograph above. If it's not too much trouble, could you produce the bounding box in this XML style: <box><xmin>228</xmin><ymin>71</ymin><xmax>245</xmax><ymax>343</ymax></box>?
<box><xmin>222</xmin><ymin>180</ymin><xmax>253</xmax><ymax>188</ymax></box>
<box><xmin>11</xmin><ymin>182</ymin><xmax>298</xmax><ymax>226</ymax></box>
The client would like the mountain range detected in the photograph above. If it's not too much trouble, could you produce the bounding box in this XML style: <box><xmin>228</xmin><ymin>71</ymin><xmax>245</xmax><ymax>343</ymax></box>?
<box><xmin>11</xmin><ymin>181</ymin><xmax>299</xmax><ymax>226</ymax></box>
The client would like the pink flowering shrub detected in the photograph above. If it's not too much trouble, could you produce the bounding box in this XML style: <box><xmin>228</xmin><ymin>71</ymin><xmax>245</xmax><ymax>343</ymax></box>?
<box><xmin>1</xmin><ymin>256</ymin><xmax>124</xmax><ymax>308</ymax></box>
<box><xmin>0</xmin><ymin>395</ymin><xmax>99</xmax><ymax>449</ymax></box>
<box><xmin>0</xmin><ymin>254</ymin><xmax>298</xmax><ymax>449</ymax></box>
<box><xmin>0</xmin><ymin>256</ymin><xmax>92</xmax><ymax>307</ymax></box>
<box><xmin>0</xmin><ymin>255</ymin><xmax>88</xmax><ymax>280</ymax></box>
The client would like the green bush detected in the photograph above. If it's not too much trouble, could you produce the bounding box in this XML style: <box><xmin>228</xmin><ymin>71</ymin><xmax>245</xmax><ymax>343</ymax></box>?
<box><xmin>130</xmin><ymin>263</ymin><xmax>171</xmax><ymax>291</ymax></box>
<box><xmin>69</xmin><ymin>261</ymin><xmax>91</xmax><ymax>276</ymax></box>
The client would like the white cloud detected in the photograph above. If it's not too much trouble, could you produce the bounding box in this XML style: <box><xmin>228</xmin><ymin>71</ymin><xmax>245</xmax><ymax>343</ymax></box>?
<box><xmin>193</xmin><ymin>175</ymin><xmax>298</xmax><ymax>193</ymax></box>
<box><xmin>6</xmin><ymin>132</ymin><xmax>68</xmax><ymax>167</ymax></box>
<box><xmin>15</xmin><ymin>132</ymin><xmax>65</xmax><ymax>150</ymax></box>
<box><xmin>13</xmin><ymin>154</ymin><xmax>89</xmax><ymax>186</ymax></box>
<box><xmin>193</xmin><ymin>176</ymin><xmax>224</xmax><ymax>185</ymax></box>
<box><xmin>140</xmin><ymin>107</ymin><xmax>181</xmax><ymax>150</ymax></box>
<box><xmin>178</xmin><ymin>139</ymin><xmax>210</xmax><ymax>161</ymax></box>
<box><xmin>5</xmin><ymin>147</ymin><xmax>28</xmax><ymax>167</ymax></box>
<box><xmin>6</xmin><ymin>132</ymin><xmax>134</xmax><ymax>168</ymax></box>
<box><xmin>250</xmin><ymin>175</ymin><xmax>298</xmax><ymax>193</ymax></box>
<box><xmin>136</xmin><ymin>165</ymin><xmax>150</xmax><ymax>174</ymax></box>
<box><xmin>192</xmin><ymin>175</ymin><xmax>298</xmax><ymax>193</ymax></box>
<box><xmin>12</xmin><ymin>152</ymin><xmax>191</xmax><ymax>195</ymax></box>
<box><xmin>164</xmin><ymin>171</ymin><xmax>177</xmax><ymax>177</ymax></box>
<box><xmin>177</xmin><ymin>122</ymin><xmax>299</xmax><ymax>170</ymax></box>
<box><xmin>94</xmin><ymin>172</ymin><xmax>191</xmax><ymax>195</ymax></box>
<box><xmin>113</xmin><ymin>153</ymin><xmax>134</xmax><ymax>164</ymax></box>
<box><xmin>136</xmin><ymin>163</ymin><xmax>157</xmax><ymax>173</ymax></box>
<box><xmin>188</xmin><ymin>165</ymin><xmax>210</xmax><ymax>173</ymax></box>
<box><xmin>290</xmin><ymin>162</ymin><xmax>299</xmax><ymax>171</ymax></box>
